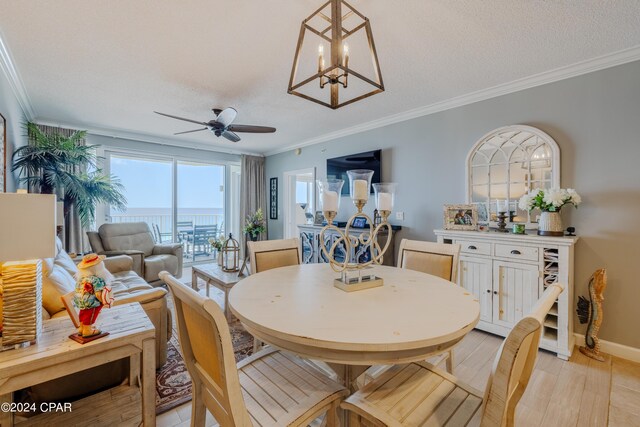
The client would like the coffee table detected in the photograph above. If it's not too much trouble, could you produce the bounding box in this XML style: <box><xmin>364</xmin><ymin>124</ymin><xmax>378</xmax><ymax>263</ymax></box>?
<box><xmin>192</xmin><ymin>263</ymin><xmax>240</xmax><ymax>320</ymax></box>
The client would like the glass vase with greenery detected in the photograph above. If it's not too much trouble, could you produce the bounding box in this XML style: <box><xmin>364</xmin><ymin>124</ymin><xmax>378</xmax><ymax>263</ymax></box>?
<box><xmin>243</xmin><ymin>208</ymin><xmax>266</xmax><ymax>241</ymax></box>
<box><xmin>12</xmin><ymin>122</ymin><xmax>126</xmax><ymax>227</ymax></box>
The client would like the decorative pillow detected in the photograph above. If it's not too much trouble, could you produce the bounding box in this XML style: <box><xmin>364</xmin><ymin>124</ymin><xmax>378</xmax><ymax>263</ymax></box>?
<box><xmin>54</xmin><ymin>250</ymin><xmax>79</xmax><ymax>278</ymax></box>
<box><xmin>42</xmin><ymin>265</ymin><xmax>76</xmax><ymax>316</ymax></box>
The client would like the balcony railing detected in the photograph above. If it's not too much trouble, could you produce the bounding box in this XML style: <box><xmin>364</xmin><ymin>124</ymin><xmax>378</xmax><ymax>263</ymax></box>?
<box><xmin>109</xmin><ymin>213</ymin><xmax>224</xmax><ymax>235</ymax></box>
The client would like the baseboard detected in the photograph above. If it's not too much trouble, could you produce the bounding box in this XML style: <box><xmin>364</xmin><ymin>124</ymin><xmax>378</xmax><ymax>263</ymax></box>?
<box><xmin>573</xmin><ymin>333</ymin><xmax>640</xmax><ymax>363</ymax></box>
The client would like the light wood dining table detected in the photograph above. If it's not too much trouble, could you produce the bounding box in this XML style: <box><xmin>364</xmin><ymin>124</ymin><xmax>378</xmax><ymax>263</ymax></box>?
<box><xmin>230</xmin><ymin>262</ymin><xmax>479</xmax><ymax>386</ymax></box>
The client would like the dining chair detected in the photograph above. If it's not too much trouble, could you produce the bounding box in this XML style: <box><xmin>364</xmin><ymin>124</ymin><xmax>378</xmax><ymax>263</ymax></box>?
<box><xmin>247</xmin><ymin>238</ymin><xmax>302</xmax><ymax>351</ymax></box>
<box><xmin>341</xmin><ymin>282</ymin><xmax>565</xmax><ymax>427</ymax></box>
<box><xmin>247</xmin><ymin>238</ymin><xmax>302</xmax><ymax>275</ymax></box>
<box><xmin>161</xmin><ymin>271</ymin><xmax>348</xmax><ymax>427</ymax></box>
<box><xmin>396</xmin><ymin>239</ymin><xmax>462</xmax><ymax>373</ymax></box>
<box><xmin>397</xmin><ymin>238</ymin><xmax>461</xmax><ymax>282</ymax></box>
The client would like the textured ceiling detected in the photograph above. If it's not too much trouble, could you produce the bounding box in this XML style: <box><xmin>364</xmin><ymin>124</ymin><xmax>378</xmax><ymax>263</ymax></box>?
<box><xmin>1</xmin><ymin>1</ymin><xmax>640</xmax><ymax>155</ymax></box>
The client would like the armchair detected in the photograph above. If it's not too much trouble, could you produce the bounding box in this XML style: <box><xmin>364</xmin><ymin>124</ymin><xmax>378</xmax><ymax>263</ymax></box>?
<box><xmin>87</xmin><ymin>222</ymin><xmax>183</xmax><ymax>286</ymax></box>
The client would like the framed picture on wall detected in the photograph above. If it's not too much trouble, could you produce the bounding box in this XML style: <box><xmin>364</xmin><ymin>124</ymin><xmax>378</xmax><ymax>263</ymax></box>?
<box><xmin>443</xmin><ymin>204</ymin><xmax>478</xmax><ymax>231</ymax></box>
<box><xmin>0</xmin><ymin>113</ymin><xmax>6</xmax><ymax>193</ymax></box>
<box><xmin>269</xmin><ymin>177</ymin><xmax>278</xmax><ymax>220</ymax></box>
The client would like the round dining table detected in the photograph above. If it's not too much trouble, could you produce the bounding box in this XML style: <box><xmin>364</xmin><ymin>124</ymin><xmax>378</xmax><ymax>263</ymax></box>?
<box><xmin>229</xmin><ymin>263</ymin><xmax>480</xmax><ymax>395</ymax></box>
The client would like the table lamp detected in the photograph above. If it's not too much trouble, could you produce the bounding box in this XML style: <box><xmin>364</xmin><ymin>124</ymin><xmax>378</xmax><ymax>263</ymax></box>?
<box><xmin>0</xmin><ymin>193</ymin><xmax>56</xmax><ymax>346</ymax></box>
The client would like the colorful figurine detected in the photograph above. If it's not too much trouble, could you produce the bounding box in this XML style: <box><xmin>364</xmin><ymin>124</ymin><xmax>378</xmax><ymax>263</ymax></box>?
<box><xmin>577</xmin><ymin>268</ymin><xmax>607</xmax><ymax>362</ymax></box>
<box><xmin>73</xmin><ymin>254</ymin><xmax>114</xmax><ymax>338</ymax></box>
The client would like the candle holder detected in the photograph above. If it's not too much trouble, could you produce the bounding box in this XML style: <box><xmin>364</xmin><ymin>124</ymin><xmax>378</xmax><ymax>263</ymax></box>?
<box><xmin>347</xmin><ymin>170</ymin><xmax>374</xmax><ymax>212</ymax></box>
<box><xmin>496</xmin><ymin>211</ymin><xmax>509</xmax><ymax>232</ymax></box>
<box><xmin>318</xmin><ymin>173</ymin><xmax>396</xmax><ymax>292</ymax></box>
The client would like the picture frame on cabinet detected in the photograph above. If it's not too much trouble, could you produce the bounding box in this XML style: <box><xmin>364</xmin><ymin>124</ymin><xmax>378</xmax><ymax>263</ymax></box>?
<box><xmin>443</xmin><ymin>204</ymin><xmax>478</xmax><ymax>231</ymax></box>
<box><xmin>473</xmin><ymin>202</ymin><xmax>489</xmax><ymax>224</ymax></box>
<box><xmin>314</xmin><ymin>211</ymin><xmax>324</xmax><ymax>225</ymax></box>
<box><xmin>351</xmin><ymin>216</ymin><xmax>368</xmax><ymax>228</ymax></box>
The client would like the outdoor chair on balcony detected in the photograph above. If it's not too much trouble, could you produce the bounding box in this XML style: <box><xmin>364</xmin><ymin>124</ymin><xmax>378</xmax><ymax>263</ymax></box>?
<box><xmin>192</xmin><ymin>224</ymin><xmax>219</xmax><ymax>261</ymax></box>
<box><xmin>177</xmin><ymin>220</ymin><xmax>194</xmax><ymax>255</ymax></box>
<box><xmin>153</xmin><ymin>223</ymin><xmax>172</xmax><ymax>243</ymax></box>
<box><xmin>87</xmin><ymin>222</ymin><xmax>183</xmax><ymax>286</ymax></box>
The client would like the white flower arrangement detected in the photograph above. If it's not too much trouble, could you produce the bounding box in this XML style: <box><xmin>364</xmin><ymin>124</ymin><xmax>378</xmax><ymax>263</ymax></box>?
<box><xmin>518</xmin><ymin>188</ymin><xmax>581</xmax><ymax>212</ymax></box>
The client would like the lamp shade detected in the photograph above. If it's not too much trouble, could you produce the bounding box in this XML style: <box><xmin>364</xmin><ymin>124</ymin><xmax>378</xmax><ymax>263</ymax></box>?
<box><xmin>0</xmin><ymin>193</ymin><xmax>57</xmax><ymax>262</ymax></box>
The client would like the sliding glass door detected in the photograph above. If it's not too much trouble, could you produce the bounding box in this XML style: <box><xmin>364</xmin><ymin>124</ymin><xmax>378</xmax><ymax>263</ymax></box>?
<box><xmin>104</xmin><ymin>151</ymin><xmax>238</xmax><ymax>266</ymax></box>
<box><xmin>108</xmin><ymin>154</ymin><xmax>174</xmax><ymax>242</ymax></box>
<box><xmin>177</xmin><ymin>161</ymin><xmax>225</xmax><ymax>262</ymax></box>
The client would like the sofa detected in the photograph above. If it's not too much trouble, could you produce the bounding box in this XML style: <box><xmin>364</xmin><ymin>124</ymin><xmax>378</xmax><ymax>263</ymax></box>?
<box><xmin>30</xmin><ymin>237</ymin><xmax>172</xmax><ymax>403</ymax></box>
<box><xmin>87</xmin><ymin>222</ymin><xmax>183</xmax><ymax>286</ymax></box>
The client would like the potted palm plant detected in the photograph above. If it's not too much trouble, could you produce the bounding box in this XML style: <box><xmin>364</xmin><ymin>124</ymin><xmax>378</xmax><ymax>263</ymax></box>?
<box><xmin>12</xmin><ymin>122</ymin><xmax>126</xmax><ymax>228</ymax></box>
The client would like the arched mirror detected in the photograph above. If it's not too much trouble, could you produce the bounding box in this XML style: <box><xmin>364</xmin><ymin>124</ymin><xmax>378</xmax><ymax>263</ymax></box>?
<box><xmin>467</xmin><ymin>125</ymin><xmax>560</xmax><ymax>226</ymax></box>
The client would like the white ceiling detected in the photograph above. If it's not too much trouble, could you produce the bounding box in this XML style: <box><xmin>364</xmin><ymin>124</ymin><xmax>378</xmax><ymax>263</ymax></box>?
<box><xmin>1</xmin><ymin>1</ymin><xmax>640</xmax><ymax>156</ymax></box>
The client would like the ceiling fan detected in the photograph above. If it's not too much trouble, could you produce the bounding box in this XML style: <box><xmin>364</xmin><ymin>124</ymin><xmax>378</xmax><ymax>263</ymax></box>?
<box><xmin>154</xmin><ymin>107</ymin><xmax>276</xmax><ymax>142</ymax></box>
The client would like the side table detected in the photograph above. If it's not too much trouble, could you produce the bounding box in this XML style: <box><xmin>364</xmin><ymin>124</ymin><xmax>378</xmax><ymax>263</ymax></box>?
<box><xmin>192</xmin><ymin>263</ymin><xmax>240</xmax><ymax>321</ymax></box>
<box><xmin>0</xmin><ymin>303</ymin><xmax>155</xmax><ymax>426</ymax></box>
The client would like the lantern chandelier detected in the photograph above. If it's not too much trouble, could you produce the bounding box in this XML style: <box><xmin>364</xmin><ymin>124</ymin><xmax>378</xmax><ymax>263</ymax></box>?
<box><xmin>287</xmin><ymin>0</ymin><xmax>384</xmax><ymax>109</ymax></box>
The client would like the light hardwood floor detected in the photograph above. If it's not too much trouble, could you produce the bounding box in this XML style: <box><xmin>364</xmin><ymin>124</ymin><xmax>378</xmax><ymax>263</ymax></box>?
<box><xmin>161</xmin><ymin>273</ymin><xmax>640</xmax><ymax>427</ymax></box>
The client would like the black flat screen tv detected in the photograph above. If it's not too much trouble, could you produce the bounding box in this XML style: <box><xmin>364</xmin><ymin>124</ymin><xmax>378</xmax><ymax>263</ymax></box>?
<box><xmin>327</xmin><ymin>149</ymin><xmax>381</xmax><ymax>195</ymax></box>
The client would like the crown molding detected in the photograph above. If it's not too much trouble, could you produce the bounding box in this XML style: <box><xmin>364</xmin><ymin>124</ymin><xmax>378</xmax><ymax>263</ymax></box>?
<box><xmin>0</xmin><ymin>31</ymin><xmax>35</xmax><ymax>120</ymax></box>
<box><xmin>35</xmin><ymin>118</ymin><xmax>264</xmax><ymax>157</ymax></box>
<box><xmin>264</xmin><ymin>45</ymin><xmax>640</xmax><ymax>156</ymax></box>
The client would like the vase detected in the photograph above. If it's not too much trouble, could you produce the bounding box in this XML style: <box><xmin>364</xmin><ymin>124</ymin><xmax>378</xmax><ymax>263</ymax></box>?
<box><xmin>538</xmin><ymin>211</ymin><xmax>564</xmax><ymax>236</ymax></box>
<box><xmin>248</xmin><ymin>233</ymin><xmax>259</xmax><ymax>242</ymax></box>
<box><xmin>217</xmin><ymin>251</ymin><xmax>223</xmax><ymax>266</ymax></box>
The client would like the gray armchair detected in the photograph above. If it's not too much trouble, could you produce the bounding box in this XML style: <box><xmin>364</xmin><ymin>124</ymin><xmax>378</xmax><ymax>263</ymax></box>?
<box><xmin>87</xmin><ymin>222</ymin><xmax>183</xmax><ymax>286</ymax></box>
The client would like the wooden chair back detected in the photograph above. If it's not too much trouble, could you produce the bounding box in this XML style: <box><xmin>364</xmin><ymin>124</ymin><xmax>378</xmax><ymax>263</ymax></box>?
<box><xmin>397</xmin><ymin>239</ymin><xmax>461</xmax><ymax>282</ymax></box>
<box><xmin>480</xmin><ymin>283</ymin><xmax>565</xmax><ymax>427</ymax></box>
<box><xmin>161</xmin><ymin>272</ymin><xmax>252</xmax><ymax>426</ymax></box>
<box><xmin>248</xmin><ymin>238</ymin><xmax>301</xmax><ymax>274</ymax></box>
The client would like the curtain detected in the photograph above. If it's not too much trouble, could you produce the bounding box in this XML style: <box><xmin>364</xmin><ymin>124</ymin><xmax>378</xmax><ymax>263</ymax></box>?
<box><xmin>240</xmin><ymin>155</ymin><xmax>267</xmax><ymax>247</ymax></box>
<box><xmin>30</xmin><ymin>125</ymin><xmax>89</xmax><ymax>254</ymax></box>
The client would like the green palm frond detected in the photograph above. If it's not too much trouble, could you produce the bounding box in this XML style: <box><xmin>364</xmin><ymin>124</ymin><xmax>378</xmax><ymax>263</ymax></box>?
<box><xmin>12</xmin><ymin>122</ymin><xmax>127</xmax><ymax>228</ymax></box>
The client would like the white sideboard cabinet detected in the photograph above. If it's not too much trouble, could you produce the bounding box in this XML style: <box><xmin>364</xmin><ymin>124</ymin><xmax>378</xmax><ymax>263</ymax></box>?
<box><xmin>434</xmin><ymin>229</ymin><xmax>578</xmax><ymax>359</ymax></box>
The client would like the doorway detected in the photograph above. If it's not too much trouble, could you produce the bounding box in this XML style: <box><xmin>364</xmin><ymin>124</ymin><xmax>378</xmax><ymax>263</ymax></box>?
<box><xmin>283</xmin><ymin>168</ymin><xmax>315</xmax><ymax>239</ymax></box>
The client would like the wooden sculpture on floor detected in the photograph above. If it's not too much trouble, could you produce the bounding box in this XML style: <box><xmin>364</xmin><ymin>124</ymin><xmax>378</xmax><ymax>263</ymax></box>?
<box><xmin>576</xmin><ymin>268</ymin><xmax>607</xmax><ymax>361</ymax></box>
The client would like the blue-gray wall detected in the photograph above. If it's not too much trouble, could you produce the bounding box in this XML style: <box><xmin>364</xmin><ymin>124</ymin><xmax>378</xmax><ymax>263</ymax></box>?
<box><xmin>265</xmin><ymin>60</ymin><xmax>640</xmax><ymax>348</ymax></box>
<box><xmin>0</xmin><ymin>69</ymin><xmax>27</xmax><ymax>192</ymax></box>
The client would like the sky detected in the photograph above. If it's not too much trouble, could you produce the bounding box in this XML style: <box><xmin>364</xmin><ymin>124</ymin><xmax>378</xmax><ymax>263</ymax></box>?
<box><xmin>111</xmin><ymin>156</ymin><xmax>224</xmax><ymax>210</ymax></box>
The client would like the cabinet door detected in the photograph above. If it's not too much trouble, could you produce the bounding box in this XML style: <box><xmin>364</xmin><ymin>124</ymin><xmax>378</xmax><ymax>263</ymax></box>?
<box><xmin>300</xmin><ymin>231</ymin><xmax>316</xmax><ymax>264</ymax></box>
<box><xmin>492</xmin><ymin>260</ymin><xmax>539</xmax><ymax>328</ymax></box>
<box><xmin>459</xmin><ymin>256</ymin><xmax>493</xmax><ymax>322</ymax></box>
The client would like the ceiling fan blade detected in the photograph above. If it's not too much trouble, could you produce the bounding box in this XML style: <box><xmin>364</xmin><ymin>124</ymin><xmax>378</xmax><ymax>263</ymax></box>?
<box><xmin>174</xmin><ymin>127</ymin><xmax>208</xmax><ymax>135</ymax></box>
<box><xmin>154</xmin><ymin>111</ymin><xmax>208</xmax><ymax>126</ymax></box>
<box><xmin>228</xmin><ymin>124</ymin><xmax>276</xmax><ymax>133</ymax></box>
<box><xmin>215</xmin><ymin>107</ymin><xmax>237</xmax><ymax>127</ymax></box>
<box><xmin>221</xmin><ymin>130</ymin><xmax>241</xmax><ymax>142</ymax></box>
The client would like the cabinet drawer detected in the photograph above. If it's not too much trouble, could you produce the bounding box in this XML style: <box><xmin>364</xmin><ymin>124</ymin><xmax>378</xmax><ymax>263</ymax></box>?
<box><xmin>494</xmin><ymin>244</ymin><xmax>538</xmax><ymax>261</ymax></box>
<box><xmin>456</xmin><ymin>240</ymin><xmax>491</xmax><ymax>256</ymax></box>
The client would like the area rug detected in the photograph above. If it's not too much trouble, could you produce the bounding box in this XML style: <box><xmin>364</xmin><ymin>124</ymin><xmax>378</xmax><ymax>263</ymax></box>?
<box><xmin>155</xmin><ymin>321</ymin><xmax>254</xmax><ymax>415</ymax></box>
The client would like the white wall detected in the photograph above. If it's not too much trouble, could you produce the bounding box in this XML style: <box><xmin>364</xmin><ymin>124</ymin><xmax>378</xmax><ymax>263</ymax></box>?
<box><xmin>0</xmin><ymin>65</ymin><xmax>27</xmax><ymax>192</ymax></box>
<box><xmin>265</xmin><ymin>60</ymin><xmax>640</xmax><ymax>349</ymax></box>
